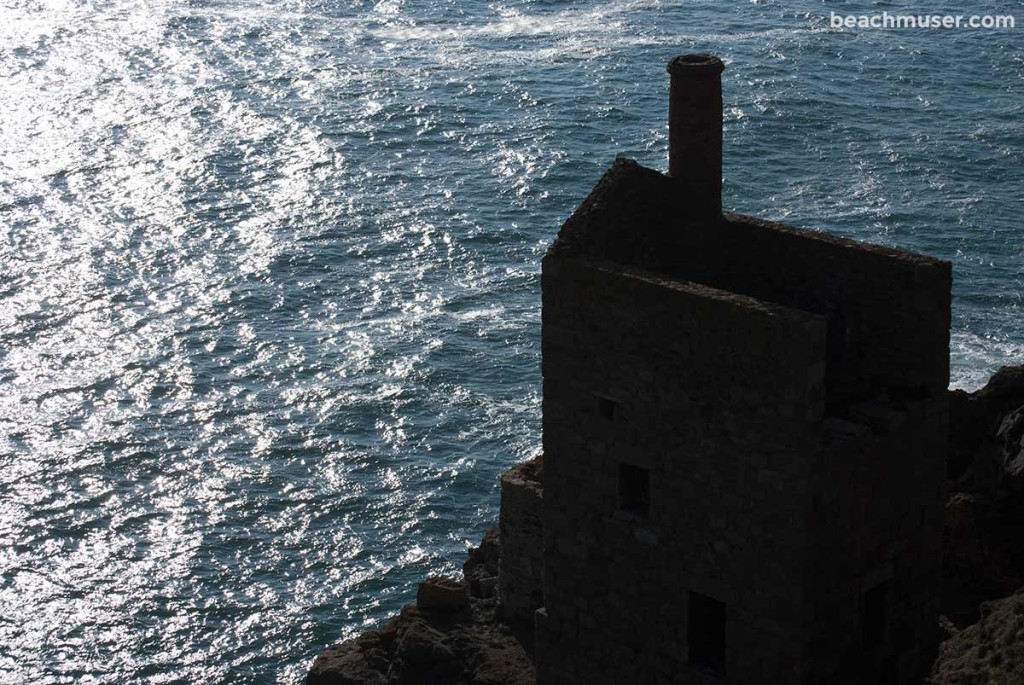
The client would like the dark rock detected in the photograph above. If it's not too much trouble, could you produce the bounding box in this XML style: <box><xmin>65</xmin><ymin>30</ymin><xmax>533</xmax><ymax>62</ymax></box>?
<box><xmin>931</xmin><ymin>589</ymin><xmax>1024</xmax><ymax>684</ymax></box>
<box><xmin>470</xmin><ymin>645</ymin><xmax>535</xmax><ymax>685</ymax></box>
<box><xmin>396</xmin><ymin>617</ymin><xmax>450</xmax><ymax>665</ymax></box>
<box><xmin>997</xmin><ymin>405</ymin><xmax>1024</xmax><ymax>483</ymax></box>
<box><xmin>948</xmin><ymin>364</ymin><xmax>1024</xmax><ymax>490</ymax></box>
<box><xmin>417</xmin><ymin>576</ymin><xmax>470</xmax><ymax>613</ymax></box>
<box><xmin>942</xmin><ymin>488</ymin><xmax>1024</xmax><ymax>629</ymax></box>
<box><xmin>938</xmin><ymin>615</ymin><xmax>959</xmax><ymax>641</ymax></box>
<box><xmin>306</xmin><ymin>594</ymin><xmax>533</xmax><ymax>685</ymax></box>
<box><xmin>463</xmin><ymin>527</ymin><xmax>500</xmax><ymax>599</ymax></box>
<box><xmin>977</xmin><ymin>366</ymin><xmax>1024</xmax><ymax>402</ymax></box>
<box><xmin>942</xmin><ymin>364</ymin><xmax>1024</xmax><ymax>631</ymax></box>
<box><xmin>476</xmin><ymin>576</ymin><xmax>497</xmax><ymax>599</ymax></box>
<box><xmin>948</xmin><ymin>388</ymin><xmax>986</xmax><ymax>481</ymax></box>
<box><xmin>387</xmin><ymin>608</ymin><xmax>464</xmax><ymax>683</ymax></box>
<box><xmin>306</xmin><ymin>643</ymin><xmax>382</xmax><ymax>685</ymax></box>
<box><xmin>943</xmin><ymin>493</ymin><xmax>1011</xmax><ymax>626</ymax></box>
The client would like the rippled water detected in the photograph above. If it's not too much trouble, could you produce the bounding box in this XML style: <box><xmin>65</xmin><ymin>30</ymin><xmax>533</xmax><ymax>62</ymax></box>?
<box><xmin>1</xmin><ymin>0</ymin><xmax>1021</xmax><ymax>682</ymax></box>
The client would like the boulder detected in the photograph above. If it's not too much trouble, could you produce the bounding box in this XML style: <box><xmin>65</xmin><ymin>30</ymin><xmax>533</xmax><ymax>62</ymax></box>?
<box><xmin>306</xmin><ymin>642</ymin><xmax>386</xmax><ymax>685</ymax></box>
<box><xmin>306</xmin><ymin>621</ymin><xmax>398</xmax><ymax>685</ymax></box>
<box><xmin>417</xmin><ymin>576</ymin><xmax>471</xmax><ymax>613</ymax></box>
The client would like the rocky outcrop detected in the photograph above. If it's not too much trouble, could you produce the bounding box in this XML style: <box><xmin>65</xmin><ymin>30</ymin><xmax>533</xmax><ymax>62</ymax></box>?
<box><xmin>943</xmin><ymin>365</ymin><xmax>1024</xmax><ymax>628</ymax></box>
<box><xmin>417</xmin><ymin>576</ymin><xmax>471</xmax><ymax>613</ymax></box>
<box><xmin>930</xmin><ymin>590</ymin><xmax>1024</xmax><ymax>684</ymax></box>
<box><xmin>997</xmin><ymin>406</ymin><xmax>1024</xmax><ymax>484</ymax></box>
<box><xmin>948</xmin><ymin>365</ymin><xmax>1024</xmax><ymax>492</ymax></box>
<box><xmin>462</xmin><ymin>527</ymin><xmax>500</xmax><ymax>600</ymax></box>
<box><xmin>306</xmin><ymin>575</ymin><xmax>534</xmax><ymax>685</ymax></box>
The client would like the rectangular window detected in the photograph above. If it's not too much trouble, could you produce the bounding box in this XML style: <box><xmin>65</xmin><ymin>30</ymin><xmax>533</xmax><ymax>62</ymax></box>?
<box><xmin>863</xmin><ymin>581</ymin><xmax>889</xmax><ymax>648</ymax></box>
<box><xmin>617</xmin><ymin>463</ymin><xmax>649</xmax><ymax>517</ymax></box>
<box><xmin>688</xmin><ymin>591</ymin><xmax>726</xmax><ymax>674</ymax></box>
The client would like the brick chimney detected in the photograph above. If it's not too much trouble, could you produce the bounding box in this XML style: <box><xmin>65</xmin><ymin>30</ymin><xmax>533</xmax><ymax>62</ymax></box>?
<box><xmin>667</xmin><ymin>54</ymin><xmax>724</xmax><ymax>219</ymax></box>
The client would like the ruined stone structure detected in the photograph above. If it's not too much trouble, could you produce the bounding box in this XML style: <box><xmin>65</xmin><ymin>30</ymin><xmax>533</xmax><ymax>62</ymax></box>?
<box><xmin>304</xmin><ymin>53</ymin><xmax>962</xmax><ymax>685</ymax></box>
<box><xmin>519</xmin><ymin>55</ymin><xmax>952</xmax><ymax>684</ymax></box>
<box><xmin>498</xmin><ymin>455</ymin><xmax>544</xmax><ymax>625</ymax></box>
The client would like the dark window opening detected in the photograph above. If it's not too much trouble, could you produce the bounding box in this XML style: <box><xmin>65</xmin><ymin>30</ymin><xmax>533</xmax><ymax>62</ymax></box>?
<box><xmin>617</xmin><ymin>463</ymin><xmax>649</xmax><ymax>517</ymax></box>
<box><xmin>863</xmin><ymin>581</ymin><xmax>889</xmax><ymax>649</ymax></box>
<box><xmin>596</xmin><ymin>396</ymin><xmax>617</xmax><ymax>420</ymax></box>
<box><xmin>688</xmin><ymin>591</ymin><xmax>726</xmax><ymax>675</ymax></box>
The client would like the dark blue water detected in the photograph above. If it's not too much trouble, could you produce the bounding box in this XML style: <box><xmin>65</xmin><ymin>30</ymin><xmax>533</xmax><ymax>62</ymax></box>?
<box><xmin>0</xmin><ymin>0</ymin><xmax>1021</xmax><ymax>682</ymax></box>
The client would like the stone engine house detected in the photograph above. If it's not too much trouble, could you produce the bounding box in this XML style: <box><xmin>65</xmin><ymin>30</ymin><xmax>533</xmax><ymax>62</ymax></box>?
<box><xmin>499</xmin><ymin>55</ymin><xmax>952</xmax><ymax>684</ymax></box>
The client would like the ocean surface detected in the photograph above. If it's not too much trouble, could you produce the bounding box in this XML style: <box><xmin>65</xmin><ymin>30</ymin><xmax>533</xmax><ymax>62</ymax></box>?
<box><xmin>0</xmin><ymin>0</ymin><xmax>1021</xmax><ymax>682</ymax></box>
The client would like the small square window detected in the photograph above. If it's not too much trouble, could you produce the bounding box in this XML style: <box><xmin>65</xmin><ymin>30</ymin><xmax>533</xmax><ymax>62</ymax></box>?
<box><xmin>618</xmin><ymin>463</ymin><xmax>649</xmax><ymax>517</ymax></box>
<box><xmin>596</xmin><ymin>396</ymin><xmax>617</xmax><ymax>420</ymax></box>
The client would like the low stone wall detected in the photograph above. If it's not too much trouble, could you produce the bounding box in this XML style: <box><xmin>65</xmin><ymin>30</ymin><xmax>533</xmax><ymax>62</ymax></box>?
<box><xmin>498</xmin><ymin>455</ymin><xmax>544</xmax><ymax>625</ymax></box>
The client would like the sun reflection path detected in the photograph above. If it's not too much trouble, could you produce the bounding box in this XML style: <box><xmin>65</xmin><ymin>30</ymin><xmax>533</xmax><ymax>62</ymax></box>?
<box><xmin>1</xmin><ymin>0</ymin><xmax>1021</xmax><ymax>682</ymax></box>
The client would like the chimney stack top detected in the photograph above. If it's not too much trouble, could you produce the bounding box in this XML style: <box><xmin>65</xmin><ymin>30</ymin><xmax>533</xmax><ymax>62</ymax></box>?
<box><xmin>666</xmin><ymin>54</ymin><xmax>724</xmax><ymax>77</ymax></box>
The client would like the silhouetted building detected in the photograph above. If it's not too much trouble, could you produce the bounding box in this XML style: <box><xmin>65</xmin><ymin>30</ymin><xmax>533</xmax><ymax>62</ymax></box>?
<box><xmin>503</xmin><ymin>54</ymin><xmax>951</xmax><ymax>685</ymax></box>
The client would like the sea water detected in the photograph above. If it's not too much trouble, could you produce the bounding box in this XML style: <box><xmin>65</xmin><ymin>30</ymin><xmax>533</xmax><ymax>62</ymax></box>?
<box><xmin>0</xmin><ymin>0</ymin><xmax>1021</xmax><ymax>682</ymax></box>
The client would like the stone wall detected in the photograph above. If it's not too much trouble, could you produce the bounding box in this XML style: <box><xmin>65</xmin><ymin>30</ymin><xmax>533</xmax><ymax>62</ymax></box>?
<box><xmin>807</xmin><ymin>397</ymin><xmax>946</xmax><ymax>683</ymax></box>
<box><xmin>498</xmin><ymin>455</ymin><xmax>544</xmax><ymax>625</ymax></box>
<box><xmin>550</xmin><ymin>158</ymin><xmax>952</xmax><ymax>411</ymax></box>
<box><xmin>538</xmin><ymin>256</ymin><xmax>830</xmax><ymax>684</ymax></box>
<box><xmin>673</xmin><ymin>213</ymin><xmax>951</xmax><ymax>411</ymax></box>
<box><xmin>535</xmin><ymin>158</ymin><xmax>950</xmax><ymax>684</ymax></box>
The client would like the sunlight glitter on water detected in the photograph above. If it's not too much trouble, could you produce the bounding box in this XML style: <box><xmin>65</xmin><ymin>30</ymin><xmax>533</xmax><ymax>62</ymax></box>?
<box><xmin>1</xmin><ymin>0</ymin><xmax>1021</xmax><ymax>682</ymax></box>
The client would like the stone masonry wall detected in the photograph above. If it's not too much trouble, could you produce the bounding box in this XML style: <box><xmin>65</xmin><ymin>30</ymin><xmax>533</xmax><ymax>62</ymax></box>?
<box><xmin>805</xmin><ymin>396</ymin><xmax>946</xmax><ymax>683</ymax></box>
<box><xmin>538</xmin><ymin>255</ymin><xmax>829</xmax><ymax>684</ymax></box>
<box><xmin>535</xmin><ymin>158</ymin><xmax>950</xmax><ymax>684</ymax></box>
<box><xmin>499</xmin><ymin>455</ymin><xmax>544</xmax><ymax>625</ymax></box>
<box><xmin>549</xmin><ymin>158</ymin><xmax>952</xmax><ymax>410</ymax></box>
<box><xmin>674</xmin><ymin>213</ymin><xmax>952</xmax><ymax>410</ymax></box>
